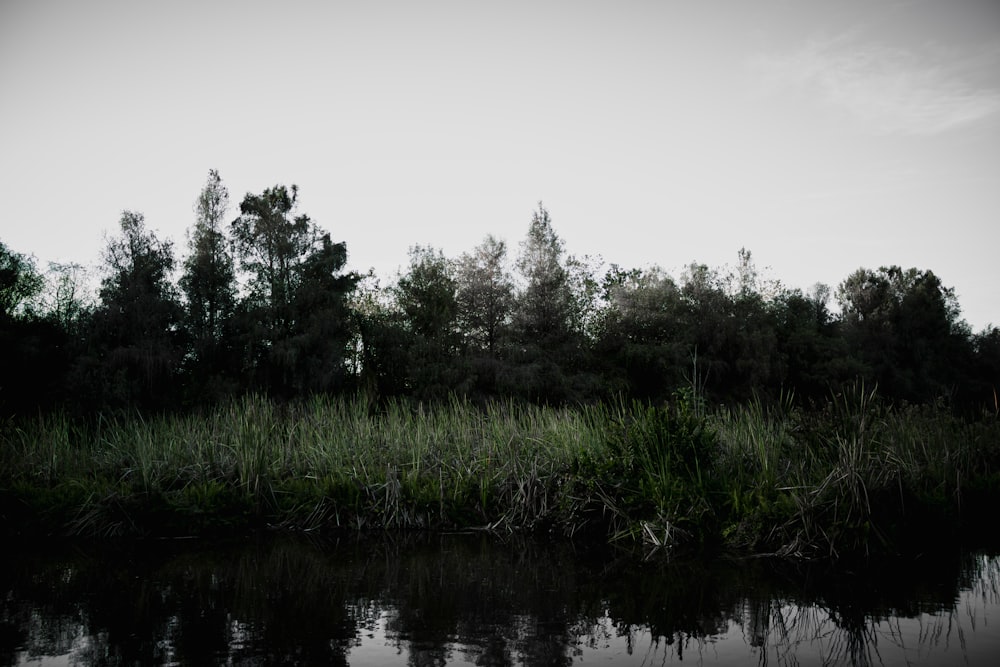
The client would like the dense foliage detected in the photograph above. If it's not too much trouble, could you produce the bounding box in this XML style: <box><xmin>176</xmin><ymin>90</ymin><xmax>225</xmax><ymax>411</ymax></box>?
<box><xmin>1</xmin><ymin>171</ymin><xmax>998</xmax><ymax>417</ymax></box>
<box><xmin>3</xmin><ymin>172</ymin><xmax>999</xmax><ymax>557</ymax></box>
<box><xmin>3</xmin><ymin>389</ymin><xmax>997</xmax><ymax>558</ymax></box>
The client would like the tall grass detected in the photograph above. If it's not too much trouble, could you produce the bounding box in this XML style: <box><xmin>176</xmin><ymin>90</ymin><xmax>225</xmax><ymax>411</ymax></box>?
<box><xmin>2</xmin><ymin>386</ymin><xmax>997</xmax><ymax>558</ymax></box>
<box><xmin>712</xmin><ymin>382</ymin><xmax>1000</xmax><ymax>558</ymax></box>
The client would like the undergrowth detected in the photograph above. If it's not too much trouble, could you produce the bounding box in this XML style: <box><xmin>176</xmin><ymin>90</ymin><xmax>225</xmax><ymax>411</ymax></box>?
<box><xmin>2</xmin><ymin>385</ymin><xmax>997</xmax><ymax>559</ymax></box>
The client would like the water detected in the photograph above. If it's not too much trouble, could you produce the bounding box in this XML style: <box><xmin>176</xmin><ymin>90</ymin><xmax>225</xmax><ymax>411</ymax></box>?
<box><xmin>1</xmin><ymin>533</ymin><xmax>997</xmax><ymax>666</ymax></box>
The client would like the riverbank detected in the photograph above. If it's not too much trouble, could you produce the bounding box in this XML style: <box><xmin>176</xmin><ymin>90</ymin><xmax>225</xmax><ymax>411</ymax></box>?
<box><xmin>3</xmin><ymin>386</ymin><xmax>998</xmax><ymax>559</ymax></box>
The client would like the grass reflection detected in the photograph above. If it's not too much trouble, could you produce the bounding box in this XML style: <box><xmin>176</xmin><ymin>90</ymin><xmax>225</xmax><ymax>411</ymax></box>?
<box><xmin>0</xmin><ymin>536</ymin><xmax>996</xmax><ymax>666</ymax></box>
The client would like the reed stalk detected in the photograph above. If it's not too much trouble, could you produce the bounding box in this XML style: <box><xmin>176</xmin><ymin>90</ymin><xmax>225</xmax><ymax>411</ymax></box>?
<box><xmin>1</xmin><ymin>387</ymin><xmax>997</xmax><ymax>558</ymax></box>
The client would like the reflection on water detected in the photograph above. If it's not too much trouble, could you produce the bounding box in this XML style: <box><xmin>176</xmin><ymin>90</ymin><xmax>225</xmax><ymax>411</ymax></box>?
<box><xmin>1</xmin><ymin>533</ymin><xmax>997</xmax><ymax>666</ymax></box>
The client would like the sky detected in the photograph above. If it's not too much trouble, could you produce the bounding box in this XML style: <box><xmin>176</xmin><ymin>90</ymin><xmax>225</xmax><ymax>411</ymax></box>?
<box><xmin>2</xmin><ymin>0</ymin><xmax>999</xmax><ymax>330</ymax></box>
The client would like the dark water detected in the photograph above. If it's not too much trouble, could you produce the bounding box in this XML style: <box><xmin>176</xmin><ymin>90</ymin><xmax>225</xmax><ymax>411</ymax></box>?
<box><xmin>1</xmin><ymin>533</ymin><xmax>997</xmax><ymax>666</ymax></box>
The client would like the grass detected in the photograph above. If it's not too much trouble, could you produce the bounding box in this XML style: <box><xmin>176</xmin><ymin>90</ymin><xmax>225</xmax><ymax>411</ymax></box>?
<box><xmin>711</xmin><ymin>383</ymin><xmax>1000</xmax><ymax>558</ymax></box>
<box><xmin>2</xmin><ymin>386</ymin><xmax>998</xmax><ymax>559</ymax></box>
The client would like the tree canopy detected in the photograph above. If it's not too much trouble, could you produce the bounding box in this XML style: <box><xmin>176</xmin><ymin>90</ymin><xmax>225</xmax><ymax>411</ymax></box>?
<box><xmin>2</xmin><ymin>175</ymin><xmax>997</xmax><ymax>416</ymax></box>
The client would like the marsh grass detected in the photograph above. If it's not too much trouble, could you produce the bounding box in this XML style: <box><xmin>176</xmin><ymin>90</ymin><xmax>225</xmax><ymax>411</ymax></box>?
<box><xmin>712</xmin><ymin>382</ymin><xmax>999</xmax><ymax>558</ymax></box>
<box><xmin>2</xmin><ymin>386</ymin><xmax>997</xmax><ymax>558</ymax></box>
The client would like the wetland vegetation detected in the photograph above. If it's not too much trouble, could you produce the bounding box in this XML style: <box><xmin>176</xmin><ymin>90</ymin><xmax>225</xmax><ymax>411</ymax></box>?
<box><xmin>3</xmin><ymin>384</ymin><xmax>997</xmax><ymax>559</ymax></box>
<box><xmin>2</xmin><ymin>171</ymin><xmax>998</xmax><ymax>559</ymax></box>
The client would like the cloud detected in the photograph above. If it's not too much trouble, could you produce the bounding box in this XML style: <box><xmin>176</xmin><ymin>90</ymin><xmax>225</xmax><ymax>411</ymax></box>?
<box><xmin>751</xmin><ymin>35</ymin><xmax>1000</xmax><ymax>135</ymax></box>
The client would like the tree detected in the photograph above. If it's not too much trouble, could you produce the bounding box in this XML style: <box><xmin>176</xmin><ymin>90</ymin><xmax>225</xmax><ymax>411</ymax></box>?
<box><xmin>565</xmin><ymin>252</ymin><xmax>604</xmax><ymax>344</ymax></box>
<box><xmin>42</xmin><ymin>262</ymin><xmax>93</xmax><ymax>337</ymax></box>
<box><xmin>350</xmin><ymin>272</ymin><xmax>409</xmax><ymax>408</ymax></box>
<box><xmin>230</xmin><ymin>184</ymin><xmax>356</xmax><ymax>396</ymax></box>
<box><xmin>180</xmin><ymin>170</ymin><xmax>238</xmax><ymax>396</ymax></box>
<box><xmin>230</xmin><ymin>184</ymin><xmax>314</xmax><ymax>392</ymax></box>
<box><xmin>288</xmin><ymin>232</ymin><xmax>359</xmax><ymax>394</ymax></box>
<box><xmin>24</xmin><ymin>263</ymin><xmax>96</xmax><ymax>411</ymax></box>
<box><xmin>677</xmin><ymin>262</ymin><xmax>731</xmax><ymax>399</ymax></box>
<box><xmin>454</xmin><ymin>235</ymin><xmax>515</xmax><ymax>400</ymax></box>
<box><xmin>0</xmin><ymin>240</ymin><xmax>44</xmax><ymax>319</ymax></box>
<box><xmin>725</xmin><ymin>250</ymin><xmax>780</xmax><ymax>400</ymax></box>
<box><xmin>836</xmin><ymin>266</ymin><xmax>971</xmax><ymax>403</ymax></box>
<box><xmin>514</xmin><ymin>204</ymin><xmax>575</xmax><ymax>347</ymax></box>
<box><xmin>0</xmin><ymin>241</ymin><xmax>50</xmax><ymax>414</ymax></box>
<box><xmin>971</xmin><ymin>326</ymin><xmax>1000</xmax><ymax>415</ymax></box>
<box><xmin>86</xmin><ymin>211</ymin><xmax>183</xmax><ymax>408</ymax></box>
<box><xmin>597</xmin><ymin>265</ymin><xmax>687</xmax><ymax>400</ymax></box>
<box><xmin>771</xmin><ymin>285</ymin><xmax>850</xmax><ymax>401</ymax></box>
<box><xmin>395</xmin><ymin>246</ymin><xmax>458</xmax><ymax>340</ymax></box>
<box><xmin>231</xmin><ymin>184</ymin><xmax>313</xmax><ymax>339</ymax></box>
<box><xmin>456</xmin><ymin>235</ymin><xmax>514</xmax><ymax>358</ymax></box>
<box><xmin>510</xmin><ymin>204</ymin><xmax>583</xmax><ymax>402</ymax></box>
<box><xmin>393</xmin><ymin>245</ymin><xmax>462</xmax><ymax>399</ymax></box>
<box><xmin>723</xmin><ymin>247</ymin><xmax>780</xmax><ymax>301</ymax></box>
<box><xmin>673</xmin><ymin>253</ymin><xmax>786</xmax><ymax>403</ymax></box>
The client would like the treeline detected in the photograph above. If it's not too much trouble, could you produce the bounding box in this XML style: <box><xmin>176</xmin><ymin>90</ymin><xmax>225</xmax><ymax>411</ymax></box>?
<box><xmin>2</xmin><ymin>170</ymin><xmax>998</xmax><ymax>416</ymax></box>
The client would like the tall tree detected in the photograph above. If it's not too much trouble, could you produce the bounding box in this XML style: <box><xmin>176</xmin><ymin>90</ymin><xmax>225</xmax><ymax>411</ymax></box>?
<box><xmin>29</xmin><ymin>262</ymin><xmax>95</xmax><ymax>411</ymax></box>
<box><xmin>597</xmin><ymin>266</ymin><xmax>687</xmax><ymax>400</ymax></box>
<box><xmin>180</xmin><ymin>170</ymin><xmax>238</xmax><ymax>395</ymax></box>
<box><xmin>971</xmin><ymin>326</ymin><xmax>1000</xmax><ymax>415</ymax></box>
<box><xmin>350</xmin><ymin>272</ymin><xmax>409</xmax><ymax>408</ymax></box>
<box><xmin>771</xmin><ymin>284</ymin><xmax>850</xmax><ymax>401</ymax></box>
<box><xmin>86</xmin><ymin>211</ymin><xmax>182</xmax><ymax>408</ymax></box>
<box><xmin>513</xmin><ymin>204</ymin><xmax>576</xmax><ymax>346</ymax></box>
<box><xmin>510</xmin><ymin>204</ymin><xmax>582</xmax><ymax>402</ymax></box>
<box><xmin>454</xmin><ymin>235</ymin><xmax>514</xmax><ymax>399</ymax></box>
<box><xmin>0</xmin><ymin>240</ymin><xmax>44</xmax><ymax>319</ymax></box>
<box><xmin>674</xmin><ymin>255</ymin><xmax>784</xmax><ymax>403</ymax></box>
<box><xmin>396</xmin><ymin>246</ymin><xmax>458</xmax><ymax>341</ymax></box>
<box><xmin>231</xmin><ymin>185</ymin><xmax>313</xmax><ymax>338</ymax></box>
<box><xmin>677</xmin><ymin>262</ymin><xmax>730</xmax><ymax>399</ymax></box>
<box><xmin>726</xmin><ymin>250</ymin><xmax>780</xmax><ymax>400</ymax></box>
<box><xmin>230</xmin><ymin>185</ymin><xmax>314</xmax><ymax>392</ymax></box>
<box><xmin>456</xmin><ymin>235</ymin><xmax>514</xmax><ymax>358</ymax></box>
<box><xmin>42</xmin><ymin>262</ymin><xmax>92</xmax><ymax>337</ymax></box>
<box><xmin>0</xmin><ymin>241</ymin><xmax>49</xmax><ymax>414</ymax></box>
<box><xmin>564</xmin><ymin>253</ymin><xmax>604</xmax><ymax>343</ymax></box>
<box><xmin>837</xmin><ymin>266</ymin><xmax>971</xmax><ymax>402</ymax></box>
<box><xmin>230</xmin><ymin>184</ymin><xmax>356</xmax><ymax>396</ymax></box>
<box><xmin>393</xmin><ymin>245</ymin><xmax>462</xmax><ymax>399</ymax></box>
<box><xmin>288</xmin><ymin>232</ymin><xmax>359</xmax><ymax>394</ymax></box>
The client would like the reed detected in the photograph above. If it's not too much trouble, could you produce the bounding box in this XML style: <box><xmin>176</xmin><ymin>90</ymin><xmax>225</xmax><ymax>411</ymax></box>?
<box><xmin>711</xmin><ymin>381</ymin><xmax>1000</xmax><ymax>558</ymax></box>
<box><xmin>1</xmin><ymin>387</ymin><xmax>997</xmax><ymax>559</ymax></box>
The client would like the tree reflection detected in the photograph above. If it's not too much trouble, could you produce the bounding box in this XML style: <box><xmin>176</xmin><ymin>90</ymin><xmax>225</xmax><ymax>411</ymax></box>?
<box><xmin>0</xmin><ymin>535</ymin><xmax>996</xmax><ymax>666</ymax></box>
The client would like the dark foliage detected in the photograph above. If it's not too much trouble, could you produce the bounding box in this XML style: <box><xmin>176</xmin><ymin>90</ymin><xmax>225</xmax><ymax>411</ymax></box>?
<box><xmin>2</xmin><ymin>181</ymin><xmax>997</xmax><ymax>417</ymax></box>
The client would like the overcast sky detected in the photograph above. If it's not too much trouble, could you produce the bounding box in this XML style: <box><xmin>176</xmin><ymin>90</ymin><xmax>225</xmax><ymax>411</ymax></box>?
<box><xmin>2</xmin><ymin>0</ymin><xmax>998</xmax><ymax>329</ymax></box>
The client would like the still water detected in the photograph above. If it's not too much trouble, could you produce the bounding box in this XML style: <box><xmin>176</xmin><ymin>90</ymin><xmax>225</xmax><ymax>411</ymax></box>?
<box><xmin>1</xmin><ymin>533</ymin><xmax>997</xmax><ymax>666</ymax></box>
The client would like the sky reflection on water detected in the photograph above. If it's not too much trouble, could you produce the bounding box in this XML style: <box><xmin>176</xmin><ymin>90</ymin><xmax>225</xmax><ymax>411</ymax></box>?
<box><xmin>2</xmin><ymin>534</ymin><xmax>997</xmax><ymax>666</ymax></box>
